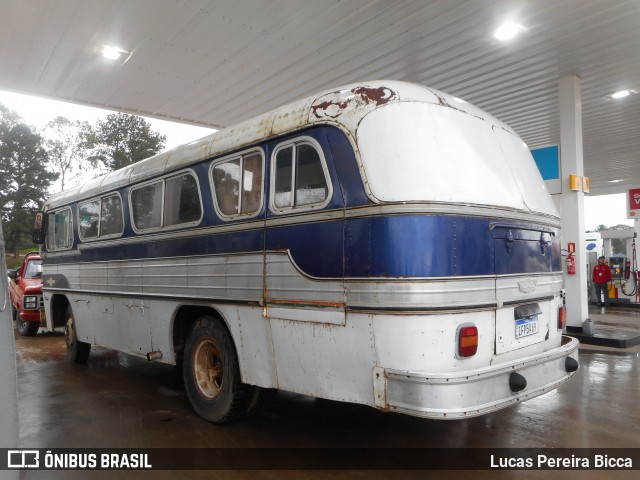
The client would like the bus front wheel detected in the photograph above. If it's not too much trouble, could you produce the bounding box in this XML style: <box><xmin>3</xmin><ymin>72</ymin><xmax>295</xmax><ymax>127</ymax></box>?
<box><xmin>183</xmin><ymin>316</ymin><xmax>251</xmax><ymax>423</ymax></box>
<box><xmin>64</xmin><ymin>306</ymin><xmax>91</xmax><ymax>364</ymax></box>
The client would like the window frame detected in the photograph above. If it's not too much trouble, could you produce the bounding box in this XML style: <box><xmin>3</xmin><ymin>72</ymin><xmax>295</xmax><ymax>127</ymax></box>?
<box><xmin>129</xmin><ymin>169</ymin><xmax>204</xmax><ymax>234</ymax></box>
<box><xmin>269</xmin><ymin>136</ymin><xmax>333</xmax><ymax>215</ymax></box>
<box><xmin>209</xmin><ymin>147</ymin><xmax>265</xmax><ymax>221</ymax></box>
<box><xmin>77</xmin><ymin>192</ymin><xmax>125</xmax><ymax>242</ymax></box>
<box><xmin>46</xmin><ymin>207</ymin><xmax>74</xmax><ymax>252</ymax></box>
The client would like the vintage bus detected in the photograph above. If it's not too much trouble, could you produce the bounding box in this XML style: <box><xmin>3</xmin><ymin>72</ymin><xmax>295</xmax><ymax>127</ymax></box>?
<box><xmin>34</xmin><ymin>81</ymin><xmax>579</xmax><ymax>423</ymax></box>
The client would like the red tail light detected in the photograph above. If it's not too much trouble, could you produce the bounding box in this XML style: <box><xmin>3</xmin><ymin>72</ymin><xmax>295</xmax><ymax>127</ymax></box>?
<box><xmin>558</xmin><ymin>306</ymin><xmax>567</xmax><ymax>330</ymax></box>
<box><xmin>457</xmin><ymin>325</ymin><xmax>478</xmax><ymax>358</ymax></box>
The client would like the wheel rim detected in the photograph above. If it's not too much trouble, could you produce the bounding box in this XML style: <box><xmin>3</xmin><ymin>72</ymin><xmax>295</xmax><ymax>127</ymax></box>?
<box><xmin>193</xmin><ymin>339</ymin><xmax>223</xmax><ymax>399</ymax></box>
<box><xmin>65</xmin><ymin>315</ymin><xmax>76</xmax><ymax>350</ymax></box>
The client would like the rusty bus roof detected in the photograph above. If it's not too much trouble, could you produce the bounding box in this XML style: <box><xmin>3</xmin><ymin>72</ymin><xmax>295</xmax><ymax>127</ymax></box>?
<box><xmin>44</xmin><ymin>80</ymin><xmax>512</xmax><ymax>210</ymax></box>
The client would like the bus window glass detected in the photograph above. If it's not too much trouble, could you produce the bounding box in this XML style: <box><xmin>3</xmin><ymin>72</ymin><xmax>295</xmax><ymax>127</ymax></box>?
<box><xmin>274</xmin><ymin>146</ymin><xmax>293</xmax><ymax>208</ymax></box>
<box><xmin>213</xmin><ymin>160</ymin><xmax>241</xmax><ymax>216</ymax></box>
<box><xmin>295</xmin><ymin>143</ymin><xmax>327</xmax><ymax>206</ymax></box>
<box><xmin>48</xmin><ymin>208</ymin><xmax>72</xmax><ymax>250</ymax></box>
<box><xmin>241</xmin><ymin>153</ymin><xmax>263</xmax><ymax>215</ymax></box>
<box><xmin>100</xmin><ymin>194</ymin><xmax>124</xmax><ymax>236</ymax></box>
<box><xmin>131</xmin><ymin>182</ymin><xmax>163</xmax><ymax>230</ymax></box>
<box><xmin>164</xmin><ymin>173</ymin><xmax>202</xmax><ymax>226</ymax></box>
<box><xmin>78</xmin><ymin>200</ymin><xmax>100</xmax><ymax>239</ymax></box>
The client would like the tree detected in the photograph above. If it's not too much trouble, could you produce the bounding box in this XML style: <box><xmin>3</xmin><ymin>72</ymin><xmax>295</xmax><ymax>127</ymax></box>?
<box><xmin>85</xmin><ymin>113</ymin><xmax>166</xmax><ymax>171</ymax></box>
<box><xmin>43</xmin><ymin>116</ymin><xmax>94</xmax><ymax>191</ymax></box>
<box><xmin>0</xmin><ymin>105</ymin><xmax>57</xmax><ymax>256</ymax></box>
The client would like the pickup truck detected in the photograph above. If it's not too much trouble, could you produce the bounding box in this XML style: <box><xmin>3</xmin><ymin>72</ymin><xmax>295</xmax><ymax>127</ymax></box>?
<box><xmin>8</xmin><ymin>251</ymin><xmax>44</xmax><ymax>336</ymax></box>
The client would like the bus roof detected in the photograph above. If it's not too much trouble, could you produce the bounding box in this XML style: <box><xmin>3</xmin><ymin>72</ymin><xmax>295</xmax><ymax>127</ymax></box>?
<box><xmin>44</xmin><ymin>80</ymin><xmax>514</xmax><ymax>210</ymax></box>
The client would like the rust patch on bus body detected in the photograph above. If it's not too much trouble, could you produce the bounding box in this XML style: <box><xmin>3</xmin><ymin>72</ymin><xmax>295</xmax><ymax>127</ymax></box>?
<box><xmin>351</xmin><ymin>86</ymin><xmax>396</xmax><ymax>105</ymax></box>
<box><xmin>311</xmin><ymin>86</ymin><xmax>397</xmax><ymax>119</ymax></box>
<box><xmin>311</xmin><ymin>95</ymin><xmax>351</xmax><ymax>119</ymax></box>
<box><xmin>267</xmin><ymin>299</ymin><xmax>346</xmax><ymax>309</ymax></box>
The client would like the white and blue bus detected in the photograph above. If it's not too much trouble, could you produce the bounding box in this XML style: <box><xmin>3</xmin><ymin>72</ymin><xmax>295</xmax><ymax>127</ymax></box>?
<box><xmin>34</xmin><ymin>81</ymin><xmax>579</xmax><ymax>423</ymax></box>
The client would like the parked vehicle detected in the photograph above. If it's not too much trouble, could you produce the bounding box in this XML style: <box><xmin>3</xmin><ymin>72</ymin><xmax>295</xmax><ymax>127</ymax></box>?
<box><xmin>8</xmin><ymin>252</ymin><xmax>44</xmax><ymax>336</ymax></box>
<box><xmin>33</xmin><ymin>81</ymin><xmax>579</xmax><ymax>422</ymax></box>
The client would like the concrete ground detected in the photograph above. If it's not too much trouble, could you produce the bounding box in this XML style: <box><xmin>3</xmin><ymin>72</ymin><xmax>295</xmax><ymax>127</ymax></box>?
<box><xmin>13</xmin><ymin>306</ymin><xmax>640</xmax><ymax>480</ymax></box>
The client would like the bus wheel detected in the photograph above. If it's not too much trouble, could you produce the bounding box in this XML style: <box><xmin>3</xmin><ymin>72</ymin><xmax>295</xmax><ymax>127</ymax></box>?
<box><xmin>64</xmin><ymin>306</ymin><xmax>90</xmax><ymax>364</ymax></box>
<box><xmin>17</xmin><ymin>317</ymin><xmax>39</xmax><ymax>336</ymax></box>
<box><xmin>183</xmin><ymin>316</ymin><xmax>251</xmax><ymax>423</ymax></box>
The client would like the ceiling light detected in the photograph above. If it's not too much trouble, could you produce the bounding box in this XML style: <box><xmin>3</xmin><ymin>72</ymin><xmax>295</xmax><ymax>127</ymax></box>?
<box><xmin>611</xmin><ymin>90</ymin><xmax>630</xmax><ymax>99</ymax></box>
<box><xmin>452</xmin><ymin>97</ymin><xmax>467</xmax><ymax>104</ymax></box>
<box><xmin>101</xmin><ymin>46</ymin><xmax>123</xmax><ymax>60</ymax></box>
<box><xmin>608</xmin><ymin>89</ymin><xmax>637</xmax><ymax>100</ymax></box>
<box><xmin>494</xmin><ymin>21</ymin><xmax>526</xmax><ymax>41</ymax></box>
<box><xmin>608</xmin><ymin>179</ymin><xmax>627</xmax><ymax>183</ymax></box>
<box><xmin>101</xmin><ymin>45</ymin><xmax>133</xmax><ymax>64</ymax></box>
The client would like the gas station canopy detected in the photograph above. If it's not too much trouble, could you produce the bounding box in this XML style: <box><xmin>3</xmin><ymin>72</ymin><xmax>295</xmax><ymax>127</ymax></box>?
<box><xmin>0</xmin><ymin>0</ymin><xmax>639</xmax><ymax>195</ymax></box>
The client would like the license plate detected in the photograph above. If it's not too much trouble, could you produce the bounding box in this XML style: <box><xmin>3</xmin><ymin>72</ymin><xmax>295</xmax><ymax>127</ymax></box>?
<box><xmin>515</xmin><ymin>315</ymin><xmax>539</xmax><ymax>339</ymax></box>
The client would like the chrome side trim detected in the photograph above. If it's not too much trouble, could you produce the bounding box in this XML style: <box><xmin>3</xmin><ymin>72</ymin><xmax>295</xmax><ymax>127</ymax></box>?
<box><xmin>344</xmin><ymin>203</ymin><xmax>561</xmax><ymax>228</ymax></box>
<box><xmin>43</xmin><ymin>252</ymin><xmax>563</xmax><ymax>311</ymax></box>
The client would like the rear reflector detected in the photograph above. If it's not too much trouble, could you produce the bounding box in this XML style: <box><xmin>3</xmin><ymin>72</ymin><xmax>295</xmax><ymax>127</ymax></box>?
<box><xmin>458</xmin><ymin>325</ymin><xmax>478</xmax><ymax>357</ymax></box>
<box><xmin>558</xmin><ymin>306</ymin><xmax>567</xmax><ymax>330</ymax></box>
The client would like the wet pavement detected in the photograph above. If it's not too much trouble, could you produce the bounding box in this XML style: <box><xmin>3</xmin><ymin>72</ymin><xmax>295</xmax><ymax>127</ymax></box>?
<box><xmin>13</xmin><ymin>306</ymin><xmax>640</xmax><ymax>479</ymax></box>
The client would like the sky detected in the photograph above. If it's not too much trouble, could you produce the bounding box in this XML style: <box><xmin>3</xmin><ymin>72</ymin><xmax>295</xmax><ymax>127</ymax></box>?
<box><xmin>0</xmin><ymin>89</ymin><xmax>635</xmax><ymax>231</ymax></box>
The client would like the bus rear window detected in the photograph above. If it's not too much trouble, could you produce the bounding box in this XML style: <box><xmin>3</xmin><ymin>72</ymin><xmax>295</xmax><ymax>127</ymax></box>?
<box><xmin>356</xmin><ymin>102</ymin><xmax>557</xmax><ymax>217</ymax></box>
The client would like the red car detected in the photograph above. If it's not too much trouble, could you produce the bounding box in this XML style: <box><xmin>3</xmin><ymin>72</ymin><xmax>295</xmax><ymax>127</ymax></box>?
<box><xmin>8</xmin><ymin>252</ymin><xmax>45</xmax><ymax>336</ymax></box>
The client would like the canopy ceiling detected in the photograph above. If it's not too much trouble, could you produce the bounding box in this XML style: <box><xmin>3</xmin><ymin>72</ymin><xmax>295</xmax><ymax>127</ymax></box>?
<box><xmin>1</xmin><ymin>0</ymin><xmax>638</xmax><ymax>195</ymax></box>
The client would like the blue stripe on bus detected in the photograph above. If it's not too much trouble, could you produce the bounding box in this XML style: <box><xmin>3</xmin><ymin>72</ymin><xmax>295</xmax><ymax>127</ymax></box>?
<box><xmin>345</xmin><ymin>216</ymin><xmax>560</xmax><ymax>277</ymax></box>
<box><xmin>48</xmin><ymin>215</ymin><xmax>560</xmax><ymax>279</ymax></box>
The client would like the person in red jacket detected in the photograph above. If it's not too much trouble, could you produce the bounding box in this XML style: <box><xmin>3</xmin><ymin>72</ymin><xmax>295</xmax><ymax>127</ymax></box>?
<box><xmin>592</xmin><ymin>256</ymin><xmax>612</xmax><ymax>307</ymax></box>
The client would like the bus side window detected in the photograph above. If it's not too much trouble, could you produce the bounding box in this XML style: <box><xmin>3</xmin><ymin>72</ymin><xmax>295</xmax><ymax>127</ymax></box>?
<box><xmin>100</xmin><ymin>194</ymin><xmax>124</xmax><ymax>236</ymax></box>
<box><xmin>164</xmin><ymin>173</ymin><xmax>202</xmax><ymax>226</ymax></box>
<box><xmin>295</xmin><ymin>143</ymin><xmax>328</xmax><ymax>206</ymax></box>
<box><xmin>212</xmin><ymin>159</ymin><xmax>241</xmax><ymax>216</ymax></box>
<box><xmin>211</xmin><ymin>150</ymin><xmax>264</xmax><ymax>220</ymax></box>
<box><xmin>47</xmin><ymin>208</ymin><xmax>73</xmax><ymax>251</ymax></box>
<box><xmin>131</xmin><ymin>181</ymin><xmax>163</xmax><ymax>231</ymax></box>
<box><xmin>131</xmin><ymin>171</ymin><xmax>202</xmax><ymax>232</ymax></box>
<box><xmin>78</xmin><ymin>200</ymin><xmax>100</xmax><ymax>239</ymax></box>
<box><xmin>274</xmin><ymin>147</ymin><xmax>293</xmax><ymax>209</ymax></box>
<box><xmin>241</xmin><ymin>152</ymin><xmax>263</xmax><ymax>215</ymax></box>
<box><xmin>272</xmin><ymin>138</ymin><xmax>330</xmax><ymax>212</ymax></box>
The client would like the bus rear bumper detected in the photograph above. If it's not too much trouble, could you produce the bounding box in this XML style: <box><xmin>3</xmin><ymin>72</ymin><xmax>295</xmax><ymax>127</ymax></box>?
<box><xmin>373</xmin><ymin>335</ymin><xmax>579</xmax><ymax>419</ymax></box>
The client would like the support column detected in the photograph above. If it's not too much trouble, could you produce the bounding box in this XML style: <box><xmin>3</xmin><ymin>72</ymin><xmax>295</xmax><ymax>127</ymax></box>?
<box><xmin>603</xmin><ymin>238</ymin><xmax>613</xmax><ymax>261</ymax></box>
<box><xmin>559</xmin><ymin>75</ymin><xmax>589</xmax><ymax>329</ymax></box>
<box><xmin>0</xmin><ymin>221</ymin><xmax>20</xmax><ymax>479</ymax></box>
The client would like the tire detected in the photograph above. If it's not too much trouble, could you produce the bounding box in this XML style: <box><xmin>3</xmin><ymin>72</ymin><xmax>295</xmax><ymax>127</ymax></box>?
<box><xmin>182</xmin><ymin>316</ymin><xmax>251</xmax><ymax>423</ymax></box>
<box><xmin>64</xmin><ymin>306</ymin><xmax>91</xmax><ymax>364</ymax></box>
<box><xmin>16</xmin><ymin>316</ymin><xmax>39</xmax><ymax>336</ymax></box>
